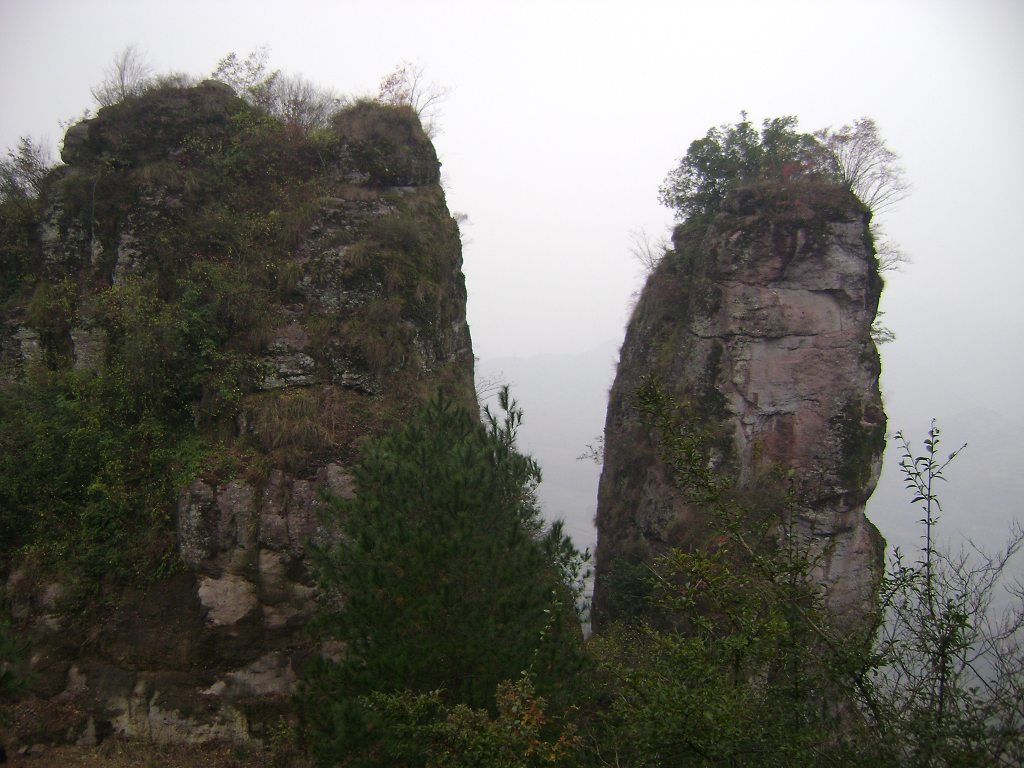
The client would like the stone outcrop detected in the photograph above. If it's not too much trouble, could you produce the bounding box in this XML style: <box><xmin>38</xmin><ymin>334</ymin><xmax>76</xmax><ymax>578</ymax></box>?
<box><xmin>1</xmin><ymin>82</ymin><xmax>474</xmax><ymax>747</ymax></box>
<box><xmin>593</xmin><ymin>181</ymin><xmax>885</xmax><ymax>630</ymax></box>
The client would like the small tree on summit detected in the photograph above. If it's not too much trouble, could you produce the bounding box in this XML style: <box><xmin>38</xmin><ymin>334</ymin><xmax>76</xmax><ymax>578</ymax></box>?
<box><xmin>212</xmin><ymin>46</ymin><xmax>280</xmax><ymax>110</ymax></box>
<box><xmin>815</xmin><ymin>117</ymin><xmax>910</xmax><ymax>216</ymax></box>
<box><xmin>377</xmin><ymin>60</ymin><xmax>448</xmax><ymax>137</ymax></box>
<box><xmin>658</xmin><ymin>114</ymin><xmax>823</xmax><ymax>221</ymax></box>
<box><xmin>212</xmin><ymin>47</ymin><xmax>340</xmax><ymax>131</ymax></box>
<box><xmin>657</xmin><ymin>114</ymin><xmax>906</xmax><ymax>340</ymax></box>
<box><xmin>91</xmin><ymin>45</ymin><xmax>152</xmax><ymax>107</ymax></box>
<box><xmin>659</xmin><ymin>114</ymin><xmax>908</xmax><ymax>224</ymax></box>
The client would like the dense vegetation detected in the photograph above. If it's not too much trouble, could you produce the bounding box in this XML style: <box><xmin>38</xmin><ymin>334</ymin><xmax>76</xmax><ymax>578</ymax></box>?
<box><xmin>0</xmin><ymin>61</ymin><xmax>461</xmax><ymax>600</ymax></box>
<box><xmin>2</xmin><ymin>56</ymin><xmax>1019</xmax><ymax>767</ymax></box>
<box><xmin>657</xmin><ymin>112</ymin><xmax>907</xmax><ymax>225</ymax></box>
<box><xmin>0</xmin><ymin>90</ymin><xmax>283</xmax><ymax>587</ymax></box>
<box><xmin>294</xmin><ymin>381</ymin><xmax>1023</xmax><ymax>766</ymax></box>
<box><xmin>658</xmin><ymin>114</ymin><xmax>825</xmax><ymax>221</ymax></box>
<box><xmin>583</xmin><ymin>384</ymin><xmax>1023</xmax><ymax>767</ymax></box>
<box><xmin>298</xmin><ymin>390</ymin><xmax>587</xmax><ymax>765</ymax></box>
<box><xmin>288</xmin><ymin>117</ymin><xmax>1019</xmax><ymax>766</ymax></box>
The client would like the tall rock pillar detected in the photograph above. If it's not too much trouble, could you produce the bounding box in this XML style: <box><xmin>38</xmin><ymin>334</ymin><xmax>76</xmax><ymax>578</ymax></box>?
<box><xmin>593</xmin><ymin>181</ymin><xmax>885</xmax><ymax>630</ymax></box>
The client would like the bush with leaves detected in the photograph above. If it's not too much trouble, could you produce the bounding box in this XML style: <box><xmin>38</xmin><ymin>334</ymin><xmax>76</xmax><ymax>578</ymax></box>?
<box><xmin>298</xmin><ymin>389</ymin><xmax>588</xmax><ymax>766</ymax></box>
<box><xmin>658</xmin><ymin>114</ymin><xmax>908</xmax><ymax>225</ymax></box>
<box><xmin>867</xmin><ymin>423</ymin><xmax>1024</xmax><ymax>766</ymax></box>
<box><xmin>362</xmin><ymin>674</ymin><xmax>581</xmax><ymax>768</ymax></box>
<box><xmin>587</xmin><ymin>381</ymin><xmax>1023</xmax><ymax>767</ymax></box>
<box><xmin>658</xmin><ymin>114</ymin><xmax>825</xmax><ymax>221</ymax></box>
<box><xmin>586</xmin><ymin>379</ymin><xmax>880</xmax><ymax>767</ymax></box>
<box><xmin>212</xmin><ymin>47</ymin><xmax>341</xmax><ymax>132</ymax></box>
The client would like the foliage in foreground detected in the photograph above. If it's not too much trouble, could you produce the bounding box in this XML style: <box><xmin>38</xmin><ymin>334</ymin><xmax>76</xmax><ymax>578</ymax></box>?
<box><xmin>363</xmin><ymin>675</ymin><xmax>580</xmax><ymax>767</ymax></box>
<box><xmin>583</xmin><ymin>379</ymin><xmax>880</xmax><ymax>767</ymax></box>
<box><xmin>295</xmin><ymin>383</ymin><xmax>1021</xmax><ymax>767</ymax></box>
<box><xmin>583</xmin><ymin>383</ymin><xmax>1023</xmax><ymax>768</ymax></box>
<box><xmin>870</xmin><ymin>424</ymin><xmax>1024</xmax><ymax>766</ymax></box>
<box><xmin>299</xmin><ymin>390</ymin><xmax>588</xmax><ymax>766</ymax></box>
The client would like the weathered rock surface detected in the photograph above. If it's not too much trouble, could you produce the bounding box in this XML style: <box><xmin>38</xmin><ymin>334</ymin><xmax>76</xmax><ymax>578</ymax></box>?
<box><xmin>593</xmin><ymin>182</ymin><xmax>885</xmax><ymax>630</ymax></box>
<box><xmin>1</xmin><ymin>82</ymin><xmax>475</xmax><ymax>748</ymax></box>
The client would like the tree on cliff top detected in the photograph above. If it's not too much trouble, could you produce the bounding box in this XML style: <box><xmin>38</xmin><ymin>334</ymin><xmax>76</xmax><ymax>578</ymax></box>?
<box><xmin>658</xmin><ymin>114</ymin><xmax>823</xmax><ymax>221</ymax></box>
<box><xmin>659</xmin><ymin>114</ymin><xmax>908</xmax><ymax>223</ymax></box>
<box><xmin>212</xmin><ymin>46</ymin><xmax>341</xmax><ymax>131</ymax></box>
<box><xmin>657</xmin><ymin>113</ymin><xmax>907</xmax><ymax>343</ymax></box>
<box><xmin>815</xmin><ymin>117</ymin><xmax>910</xmax><ymax>215</ymax></box>
<box><xmin>91</xmin><ymin>45</ymin><xmax>153</xmax><ymax>107</ymax></box>
<box><xmin>378</xmin><ymin>60</ymin><xmax>448</xmax><ymax>137</ymax></box>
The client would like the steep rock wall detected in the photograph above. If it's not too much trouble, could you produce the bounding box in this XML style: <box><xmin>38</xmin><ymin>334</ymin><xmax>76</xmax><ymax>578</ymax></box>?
<box><xmin>1</xmin><ymin>83</ymin><xmax>474</xmax><ymax>747</ymax></box>
<box><xmin>593</xmin><ymin>181</ymin><xmax>885</xmax><ymax>630</ymax></box>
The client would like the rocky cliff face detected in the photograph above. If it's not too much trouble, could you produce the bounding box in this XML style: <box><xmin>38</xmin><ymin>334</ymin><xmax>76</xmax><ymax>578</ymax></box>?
<box><xmin>593</xmin><ymin>181</ymin><xmax>885</xmax><ymax>630</ymax></box>
<box><xmin>1</xmin><ymin>82</ymin><xmax>474</xmax><ymax>747</ymax></box>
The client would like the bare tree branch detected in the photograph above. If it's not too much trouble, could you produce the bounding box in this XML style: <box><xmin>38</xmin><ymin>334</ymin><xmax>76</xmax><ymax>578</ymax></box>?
<box><xmin>628</xmin><ymin>228</ymin><xmax>670</xmax><ymax>275</ymax></box>
<box><xmin>815</xmin><ymin>118</ymin><xmax>910</xmax><ymax>215</ymax></box>
<box><xmin>91</xmin><ymin>45</ymin><xmax>152</xmax><ymax>107</ymax></box>
<box><xmin>212</xmin><ymin>47</ymin><xmax>341</xmax><ymax>131</ymax></box>
<box><xmin>378</xmin><ymin>60</ymin><xmax>448</xmax><ymax>137</ymax></box>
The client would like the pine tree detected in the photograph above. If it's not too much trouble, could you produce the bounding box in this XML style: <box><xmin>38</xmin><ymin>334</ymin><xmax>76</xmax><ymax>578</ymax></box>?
<box><xmin>299</xmin><ymin>390</ymin><xmax>587</xmax><ymax>765</ymax></box>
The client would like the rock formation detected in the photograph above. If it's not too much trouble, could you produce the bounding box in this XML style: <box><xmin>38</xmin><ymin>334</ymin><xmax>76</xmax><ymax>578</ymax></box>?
<box><xmin>1</xmin><ymin>82</ymin><xmax>474</xmax><ymax>746</ymax></box>
<box><xmin>593</xmin><ymin>180</ymin><xmax>885</xmax><ymax>630</ymax></box>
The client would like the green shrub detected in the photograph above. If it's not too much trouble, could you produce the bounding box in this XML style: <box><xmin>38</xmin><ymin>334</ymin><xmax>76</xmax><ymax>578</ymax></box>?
<box><xmin>24</xmin><ymin>277</ymin><xmax>78</xmax><ymax>365</ymax></box>
<box><xmin>658</xmin><ymin>114</ymin><xmax>831</xmax><ymax>221</ymax></box>
<box><xmin>0</xmin><ymin>366</ymin><xmax>203</xmax><ymax>584</ymax></box>
<box><xmin>364</xmin><ymin>675</ymin><xmax>581</xmax><ymax>767</ymax></box>
<box><xmin>298</xmin><ymin>390</ymin><xmax>588</xmax><ymax>765</ymax></box>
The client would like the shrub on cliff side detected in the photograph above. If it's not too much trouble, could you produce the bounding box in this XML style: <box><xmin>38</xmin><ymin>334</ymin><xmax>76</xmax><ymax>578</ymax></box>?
<box><xmin>585</xmin><ymin>379</ymin><xmax>879</xmax><ymax>767</ymax></box>
<box><xmin>299</xmin><ymin>389</ymin><xmax>588</xmax><ymax>766</ymax></box>
<box><xmin>587</xmin><ymin>383</ymin><xmax>1023</xmax><ymax>766</ymax></box>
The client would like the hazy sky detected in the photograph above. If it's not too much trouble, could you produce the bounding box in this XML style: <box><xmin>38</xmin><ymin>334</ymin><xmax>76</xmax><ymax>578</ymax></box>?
<box><xmin>2</xmin><ymin>0</ymin><xmax>1022</xmax><ymax>555</ymax></box>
